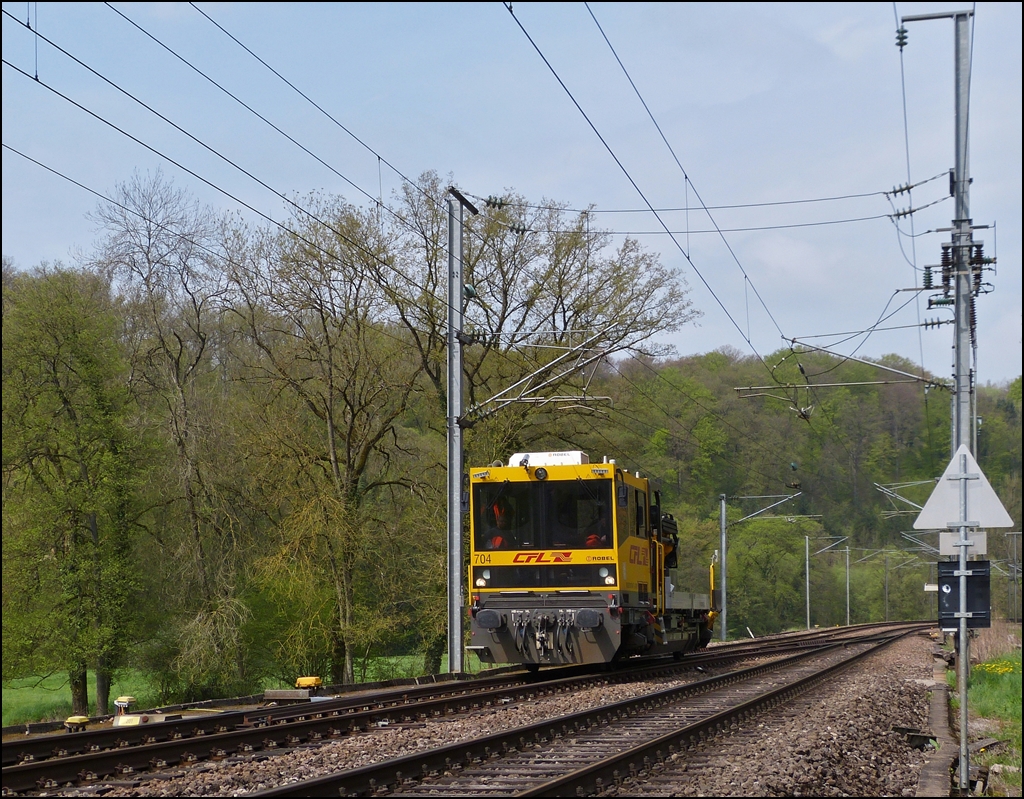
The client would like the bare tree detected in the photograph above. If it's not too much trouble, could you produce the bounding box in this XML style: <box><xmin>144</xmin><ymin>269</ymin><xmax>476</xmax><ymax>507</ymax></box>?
<box><xmin>385</xmin><ymin>172</ymin><xmax>697</xmax><ymax>430</ymax></box>
<box><xmin>223</xmin><ymin>195</ymin><xmax>424</xmax><ymax>684</ymax></box>
<box><xmin>91</xmin><ymin>171</ymin><xmax>253</xmax><ymax>694</ymax></box>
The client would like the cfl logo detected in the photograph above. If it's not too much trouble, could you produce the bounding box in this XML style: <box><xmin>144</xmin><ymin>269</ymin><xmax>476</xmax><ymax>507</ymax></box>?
<box><xmin>513</xmin><ymin>552</ymin><xmax>572</xmax><ymax>563</ymax></box>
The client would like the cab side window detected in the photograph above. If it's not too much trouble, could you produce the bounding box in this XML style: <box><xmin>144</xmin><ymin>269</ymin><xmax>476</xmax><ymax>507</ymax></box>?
<box><xmin>635</xmin><ymin>490</ymin><xmax>647</xmax><ymax>537</ymax></box>
<box><xmin>616</xmin><ymin>480</ymin><xmax>628</xmax><ymax>546</ymax></box>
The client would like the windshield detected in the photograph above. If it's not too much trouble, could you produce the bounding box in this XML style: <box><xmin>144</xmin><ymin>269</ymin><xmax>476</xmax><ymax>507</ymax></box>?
<box><xmin>473</xmin><ymin>479</ymin><xmax>613</xmax><ymax>551</ymax></box>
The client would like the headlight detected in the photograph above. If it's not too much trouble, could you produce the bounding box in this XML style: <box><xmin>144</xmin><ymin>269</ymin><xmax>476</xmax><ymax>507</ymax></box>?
<box><xmin>475</xmin><ymin>577</ymin><xmax>487</xmax><ymax>587</ymax></box>
<box><xmin>598</xmin><ymin>567</ymin><xmax>609</xmax><ymax>578</ymax></box>
<box><xmin>482</xmin><ymin>569</ymin><xmax>491</xmax><ymax>579</ymax></box>
<box><xmin>604</xmin><ymin>575</ymin><xmax>616</xmax><ymax>585</ymax></box>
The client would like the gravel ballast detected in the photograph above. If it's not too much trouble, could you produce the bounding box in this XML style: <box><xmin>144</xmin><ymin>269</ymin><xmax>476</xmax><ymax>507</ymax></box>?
<box><xmin>49</xmin><ymin>632</ymin><xmax>939</xmax><ymax>797</ymax></box>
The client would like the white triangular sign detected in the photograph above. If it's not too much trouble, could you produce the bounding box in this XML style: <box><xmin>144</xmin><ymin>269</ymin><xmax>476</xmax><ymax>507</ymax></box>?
<box><xmin>914</xmin><ymin>445</ymin><xmax>1014</xmax><ymax>529</ymax></box>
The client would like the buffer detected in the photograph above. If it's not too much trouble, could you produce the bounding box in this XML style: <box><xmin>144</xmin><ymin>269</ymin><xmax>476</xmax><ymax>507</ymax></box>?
<box><xmin>914</xmin><ymin>444</ymin><xmax>1014</xmax><ymax>530</ymax></box>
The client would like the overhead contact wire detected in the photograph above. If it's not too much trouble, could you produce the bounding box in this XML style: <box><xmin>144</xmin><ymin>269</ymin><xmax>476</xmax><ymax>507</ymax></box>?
<box><xmin>3</xmin><ymin>10</ymin><xmax>456</xmax><ymax>316</ymax></box>
<box><xmin>584</xmin><ymin>2</ymin><xmax>787</xmax><ymax>344</ymax></box>
<box><xmin>503</xmin><ymin>3</ymin><xmax>771</xmax><ymax>372</ymax></box>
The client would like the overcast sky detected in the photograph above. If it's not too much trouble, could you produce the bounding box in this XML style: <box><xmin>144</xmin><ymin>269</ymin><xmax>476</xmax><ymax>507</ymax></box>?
<box><xmin>3</xmin><ymin>2</ymin><xmax>1020</xmax><ymax>385</ymax></box>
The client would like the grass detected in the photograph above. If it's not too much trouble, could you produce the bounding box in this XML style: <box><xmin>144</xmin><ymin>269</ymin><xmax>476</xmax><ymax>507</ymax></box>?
<box><xmin>4</xmin><ymin>654</ymin><xmax>499</xmax><ymax>728</ymax></box>
<box><xmin>2</xmin><ymin>670</ymin><xmax>162</xmax><ymax>727</ymax></box>
<box><xmin>947</xmin><ymin>623</ymin><xmax>1023</xmax><ymax>796</ymax></box>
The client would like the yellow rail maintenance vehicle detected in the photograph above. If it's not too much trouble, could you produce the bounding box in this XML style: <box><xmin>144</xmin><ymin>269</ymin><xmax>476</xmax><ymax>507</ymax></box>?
<box><xmin>467</xmin><ymin>451</ymin><xmax>715</xmax><ymax>668</ymax></box>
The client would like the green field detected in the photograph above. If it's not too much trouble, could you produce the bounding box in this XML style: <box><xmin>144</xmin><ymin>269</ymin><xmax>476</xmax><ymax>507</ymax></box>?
<box><xmin>2</xmin><ymin>671</ymin><xmax>161</xmax><ymax>727</ymax></box>
<box><xmin>3</xmin><ymin>654</ymin><xmax>498</xmax><ymax>727</ymax></box>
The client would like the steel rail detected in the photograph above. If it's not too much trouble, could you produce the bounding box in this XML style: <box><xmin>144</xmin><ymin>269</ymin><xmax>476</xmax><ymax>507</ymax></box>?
<box><xmin>517</xmin><ymin>628</ymin><xmax>922</xmax><ymax>796</ymax></box>
<box><xmin>250</xmin><ymin>626</ymin><xmax>925</xmax><ymax>797</ymax></box>
<box><xmin>0</xmin><ymin>626</ymin><xmax>848</xmax><ymax>772</ymax></box>
<box><xmin>0</xmin><ymin>636</ymin><xmax>837</xmax><ymax>792</ymax></box>
<box><xmin>1</xmin><ymin>664</ymin><xmax>584</xmax><ymax>769</ymax></box>
<box><xmin>2</xmin><ymin>624</ymin><xmax>922</xmax><ymax>792</ymax></box>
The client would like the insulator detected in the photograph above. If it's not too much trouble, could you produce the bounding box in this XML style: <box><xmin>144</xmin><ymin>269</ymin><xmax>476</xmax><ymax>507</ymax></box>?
<box><xmin>970</xmin><ymin>243</ymin><xmax>983</xmax><ymax>294</ymax></box>
<box><xmin>929</xmin><ymin>297</ymin><xmax>954</xmax><ymax>309</ymax></box>
<box><xmin>969</xmin><ymin>293</ymin><xmax>977</xmax><ymax>344</ymax></box>
<box><xmin>941</xmin><ymin>244</ymin><xmax>952</xmax><ymax>296</ymax></box>
<box><xmin>923</xmin><ymin>265</ymin><xmax>933</xmax><ymax>290</ymax></box>
<box><xmin>896</xmin><ymin>27</ymin><xmax>908</xmax><ymax>48</ymax></box>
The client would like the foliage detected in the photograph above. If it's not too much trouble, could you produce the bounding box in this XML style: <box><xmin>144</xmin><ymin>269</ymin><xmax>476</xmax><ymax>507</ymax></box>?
<box><xmin>969</xmin><ymin>649</ymin><xmax>1022</xmax><ymax>720</ymax></box>
<box><xmin>2</xmin><ymin>670</ymin><xmax>162</xmax><ymax>726</ymax></box>
<box><xmin>2</xmin><ymin>264</ymin><xmax>142</xmax><ymax>714</ymax></box>
<box><xmin>3</xmin><ymin>173</ymin><xmax>1021</xmax><ymax>716</ymax></box>
<box><xmin>960</xmin><ymin>633</ymin><xmax>1023</xmax><ymax>795</ymax></box>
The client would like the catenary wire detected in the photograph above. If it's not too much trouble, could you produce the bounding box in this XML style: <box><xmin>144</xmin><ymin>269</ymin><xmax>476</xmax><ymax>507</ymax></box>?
<box><xmin>793</xmin><ymin>319</ymin><xmax>948</xmax><ymax>341</ymax></box>
<box><xmin>510</xmin><ymin>3</ymin><xmax>902</xmax><ymax>475</ymax></box>
<box><xmin>467</xmin><ymin>169</ymin><xmax>949</xmax><ymax>216</ymax></box>
<box><xmin>893</xmin><ymin>2</ymin><xmax>928</xmax><ymax>378</ymax></box>
<box><xmin>506</xmin><ymin>3</ymin><xmax>881</xmax><ymax>477</ymax></box>
<box><xmin>503</xmin><ymin>3</ymin><xmax>776</xmax><ymax>380</ymax></box>
<box><xmin>1</xmin><ymin>11</ymin><xmax>436</xmax><ymax>305</ymax></box>
<box><xmin>795</xmin><ymin>290</ymin><xmax>925</xmax><ymax>377</ymax></box>
<box><xmin>101</xmin><ymin>3</ymin><xmax>659</xmax><ymax>347</ymax></box>
<box><xmin>0</xmin><ymin>140</ymin><xmax>547</xmax><ymax>394</ymax></box>
<box><xmin>519</xmin><ymin>212</ymin><xmax>894</xmax><ymax>236</ymax></box>
<box><xmin>585</xmin><ymin>0</ymin><xmax>781</xmax><ymax>344</ymax></box>
<box><xmin>105</xmin><ymin>6</ymin><xmax>407</xmax><ymax>230</ymax></box>
<box><xmin>187</xmin><ymin>1</ymin><xmax>466</xmax><ymax>244</ymax></box>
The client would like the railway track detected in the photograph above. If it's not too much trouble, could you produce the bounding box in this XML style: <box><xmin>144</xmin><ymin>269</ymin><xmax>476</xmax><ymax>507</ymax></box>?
<box><xmin>1</xmin><ymin>624</ymin><xmax>922</xmax><ymax>795</ymax></box>
<box><xmin>252</xmin><ymin>624</ymin><xmax>926</xmax><ymax>797</ymax></box>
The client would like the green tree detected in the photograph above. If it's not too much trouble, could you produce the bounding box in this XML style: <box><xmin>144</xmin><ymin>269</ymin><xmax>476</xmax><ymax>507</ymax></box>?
<box><xmin>2</xmin><ymin>264</ymin><xmax>141</xmax><ymax>715</ymax></box>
